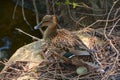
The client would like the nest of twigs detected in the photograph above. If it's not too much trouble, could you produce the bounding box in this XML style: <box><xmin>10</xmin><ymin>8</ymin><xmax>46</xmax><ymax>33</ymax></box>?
<box><xmin>0</xmin><ymin>36</ymin><xmax>120</xmax><ymax>80</ymax></box>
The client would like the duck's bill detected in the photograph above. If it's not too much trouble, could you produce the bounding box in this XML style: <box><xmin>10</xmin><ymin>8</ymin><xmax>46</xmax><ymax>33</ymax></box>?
<box><xmin>34</xmin><ymin>22</ymin><xmax>42</xmax><ymax>30</ymax></box>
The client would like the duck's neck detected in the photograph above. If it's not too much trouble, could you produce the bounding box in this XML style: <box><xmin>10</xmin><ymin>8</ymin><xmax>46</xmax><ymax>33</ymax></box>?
<box><xmin>43</xmin><ymin>23</ymin><xmax>57</xmax><ymax>41</ymax></box>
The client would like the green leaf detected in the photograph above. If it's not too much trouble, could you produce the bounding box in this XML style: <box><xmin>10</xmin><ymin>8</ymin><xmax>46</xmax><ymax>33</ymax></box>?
<box><xmin>65</xmin><ymin>0</ymin><xmax>70</xmax><ymax>5</ymax></box>
<box><xmin>72</xmin><ymin>2</ymin><xmax>77</xmax><ymax>8</ymax></box>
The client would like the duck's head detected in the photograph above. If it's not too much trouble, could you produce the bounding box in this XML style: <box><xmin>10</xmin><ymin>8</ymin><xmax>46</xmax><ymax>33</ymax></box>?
<box><xmin>34</xmin><ymin>15</ymin><xmax>57</xmax><ymax>30</ymax></box>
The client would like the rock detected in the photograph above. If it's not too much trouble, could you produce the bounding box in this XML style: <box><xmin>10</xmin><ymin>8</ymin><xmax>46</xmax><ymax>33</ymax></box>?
<box><xmin>1</xmin><ymin>39</ymin><xmax>45</xmax><ymax>73</ymax></box>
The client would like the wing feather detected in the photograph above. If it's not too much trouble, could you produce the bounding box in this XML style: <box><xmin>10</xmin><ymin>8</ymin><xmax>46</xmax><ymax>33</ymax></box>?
<box><xmin>51</xmin><ymin>29</ymin><xmax>89</xmax><ymax>52</ymax></box>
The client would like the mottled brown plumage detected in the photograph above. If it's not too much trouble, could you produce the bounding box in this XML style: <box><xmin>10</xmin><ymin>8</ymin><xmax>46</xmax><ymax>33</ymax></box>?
<box><xmin>34</xmin><ymin>15</ymin><xmax>91</xmax><ymax>56</ymax></box>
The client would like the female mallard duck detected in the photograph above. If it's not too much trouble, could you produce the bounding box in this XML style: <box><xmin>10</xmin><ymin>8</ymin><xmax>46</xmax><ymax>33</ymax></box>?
<box><xmin>34</xmin><ymin>15</ymin><xmax>91</xmax><ymax>57</ymax></box>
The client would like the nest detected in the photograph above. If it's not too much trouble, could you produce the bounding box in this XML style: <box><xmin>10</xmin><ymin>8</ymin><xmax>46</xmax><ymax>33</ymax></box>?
<box><xmin>0</xmin><ymin>36</ymin><xmax>120</xmax><ymax>80</ymax></box>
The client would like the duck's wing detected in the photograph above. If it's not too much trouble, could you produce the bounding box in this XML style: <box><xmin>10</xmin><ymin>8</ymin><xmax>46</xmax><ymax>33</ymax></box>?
<box><xmin>51</xmin><ymin>29</ymin><xmax>90</xmax><ymax>55</ymax></box>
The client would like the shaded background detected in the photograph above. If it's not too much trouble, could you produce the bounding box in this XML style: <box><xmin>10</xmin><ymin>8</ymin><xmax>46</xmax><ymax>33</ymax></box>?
<box><xmin>0</xmin><ymin>0</ymin><xmax>45</xmax><ymax>62</ymax></box>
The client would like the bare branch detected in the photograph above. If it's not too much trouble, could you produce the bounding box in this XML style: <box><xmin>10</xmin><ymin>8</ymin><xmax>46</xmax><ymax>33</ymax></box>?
<box><xmin>12</xmin><ymin>0</ymin><xmax>18</xmax><ymax>19</ymax></box>
<box><xmin>22</xmin><ymin>0</ymin><xmax>33</xmax><ymax>30</ymax></box>
<box><xmin>15</xmin><ymin>28</ymin><xmax>40</xmax><ymax>40</ymax></box>
<box><xmin>32</xmin><ymin>0</ymin><xmax>43</xmax><ymax>35</ymax></box>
